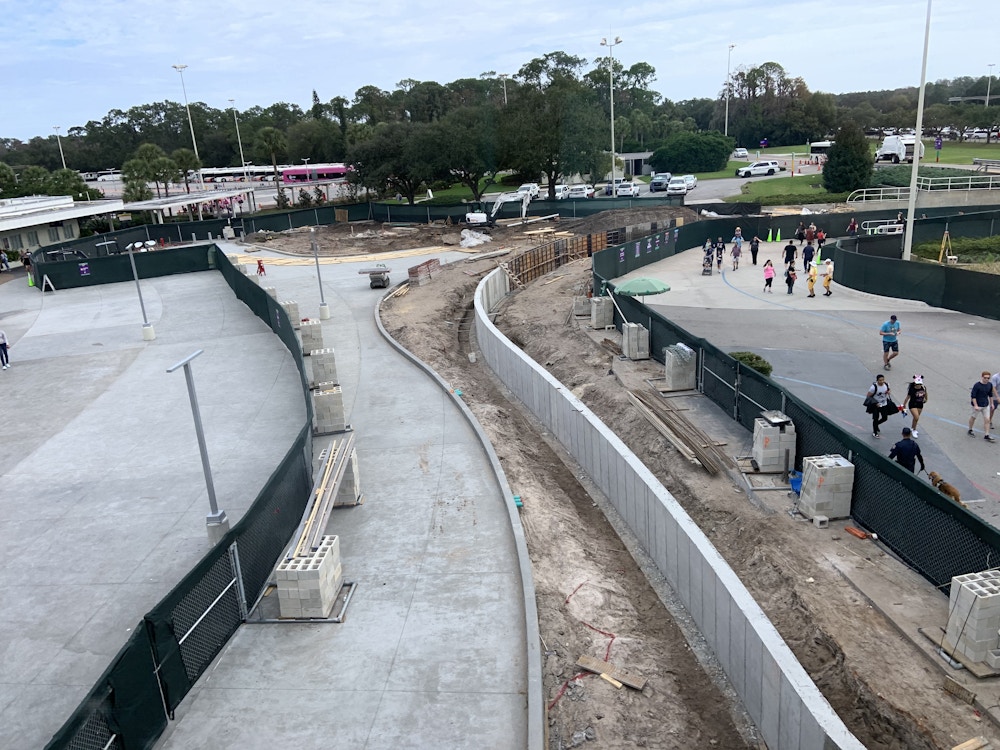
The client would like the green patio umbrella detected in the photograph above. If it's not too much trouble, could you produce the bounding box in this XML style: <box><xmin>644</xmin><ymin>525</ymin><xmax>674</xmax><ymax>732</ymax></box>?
<box><xmin>614</xmin><ymin>277</ymin><xmax>671</xmax><ymax>300</ymax></box>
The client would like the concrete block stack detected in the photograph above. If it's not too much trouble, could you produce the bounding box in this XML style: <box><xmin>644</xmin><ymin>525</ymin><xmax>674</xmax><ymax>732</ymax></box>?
<box><xmin>752</xmin><ymin>415</ymin><xmax>797</xmax><ymax>472</ymax></box>
<box><xmin>948</xmin><ymin>570</ymin><xmax>1000</xmax><ymax>665</ymax></box>
<box><xmin>263</xmin><ymin>286</ymin><xmax>278</xmax><ymax>300</ymax></box>
<box><xmin>335</xmin><ymin>447</ymin><xmax>362</xmax><ymax>506</ymax></box>
<box><xmin>276</xmin><ymin>536</ymin><xmax>344</xmax><ymax>619</ymax></box>
<box><xmin>798</xmin><ymin>455</ymin><xmax>854</xmax><ymax>520</ymax></box>
<box><xmin>309</xmin><ymin>348</ymin><xmax>338</xmax><ymax>389</ymax></box>
<box><xmin>313</xmin><ymin>383</ymin><xmax>346</xmax><ymax>434</ymax></box>
<box><xmin>622</xmin><ymin>322</ymin><xmax>650</xmax><ymax>360</ymax></box>
<box><xmin>300</xmin><ymin>320</ymin><xmax>324</xmax><ymax>353</ymax></box>
<box><xmin>590</xmin><ymin>297</ymin><xmax>614</xmax><ymax>329</ymax></box>
<box><xmin>281</xmin><ymin>301</ymin><xmax>301</xmax><ymax>329</ymax></box>
<box><xmin>663</xmin><ymin>344</ymin><xmax>697</xmax><ymax>391</ymax></box>
<box><xmin>573</xmin><ymin>296</ymin><xmax>591</xmax><ymax>316</ymax></box>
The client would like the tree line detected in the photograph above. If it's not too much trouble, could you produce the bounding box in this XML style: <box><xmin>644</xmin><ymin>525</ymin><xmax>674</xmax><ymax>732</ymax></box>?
<box><xmin>1</xmin><ymin>53</ymin><xmax>996</xmax><ymax>203</ymax></box>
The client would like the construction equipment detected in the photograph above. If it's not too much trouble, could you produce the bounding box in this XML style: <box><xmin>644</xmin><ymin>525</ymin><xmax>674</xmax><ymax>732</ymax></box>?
<box><xmin>358</xmin><ymin>263</ymin><xmax>391</xmax><ymax>288</ymax></box>
<box><xmin>464</xmin><ymin>191</ymin><xmax>531</xmax><ymax>229</ymax></box>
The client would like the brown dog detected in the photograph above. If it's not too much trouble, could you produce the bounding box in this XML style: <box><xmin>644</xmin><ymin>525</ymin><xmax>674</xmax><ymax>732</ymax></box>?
<box><xmin>928</xmin><ymin>471</ymin><xmax>966</xmax><ymax>507</ymax></box>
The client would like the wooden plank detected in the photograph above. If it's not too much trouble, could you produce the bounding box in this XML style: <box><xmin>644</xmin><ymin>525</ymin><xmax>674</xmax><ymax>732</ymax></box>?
<box><xmin>952</xmin><ymin>738</ymin><xmax>991</xmax><ymax>750</ymax></box>
<box><xmin>576</xmin><ymin>654</ymin><xmax>647</xmax><ymax>690</ymax></box>
<box><xmin>944</xmin><ymin>675</ymin><xmax>977</xmax><ymax>705</ymax></box>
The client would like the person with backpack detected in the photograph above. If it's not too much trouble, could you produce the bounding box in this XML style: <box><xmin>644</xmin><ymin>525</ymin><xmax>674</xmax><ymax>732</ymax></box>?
<box><xmin>865</xmin><ymin>374</ymin><xmax>895</xmax><ymax>438</ymax></box>
<box><xmin>784</xmin><ymin>262</ymin><xmax>797</xmax><ymax>294</ymax></box>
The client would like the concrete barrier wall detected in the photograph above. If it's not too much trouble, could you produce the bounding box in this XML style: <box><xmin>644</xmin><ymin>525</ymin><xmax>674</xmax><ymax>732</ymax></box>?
<box><xmin>474</xmin><ymin>268</ymin><xmax>864</xmax><ymax>750</ymax></box>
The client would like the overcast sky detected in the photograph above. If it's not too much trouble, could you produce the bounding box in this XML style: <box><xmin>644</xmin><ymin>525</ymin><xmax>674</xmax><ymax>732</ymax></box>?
<box><xmin>0</xmin><ymin>0</ymin><xmax>987</xmax><ymax>142</ymax></box>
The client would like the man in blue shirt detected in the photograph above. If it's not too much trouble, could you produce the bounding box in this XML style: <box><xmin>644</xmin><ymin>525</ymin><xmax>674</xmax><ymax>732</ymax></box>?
<box><xmin>880</xmin><ymin>315</ymin><xmax>900</xmax><ymax>371</ymax></box>
<box><xmin>969</xmin><ymin>371</ymin><xmax>998</xmax><ymax>442</ymax></box>
<box><xmin>889</xmin><ymin>427</ymin><xmax>924</xmax><ymax>472</ymax></box>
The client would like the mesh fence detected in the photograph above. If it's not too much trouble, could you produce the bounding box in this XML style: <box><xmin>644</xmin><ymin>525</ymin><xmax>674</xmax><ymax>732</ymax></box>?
<box><xmin>736</xmin><ymin>365</ymin><xmax>786</xmax><ymax>432</ymax></box>
<box><xmin>701</xmin><ymin>347</ymin><xmax>737</xmax><ymax>419</ymax></box>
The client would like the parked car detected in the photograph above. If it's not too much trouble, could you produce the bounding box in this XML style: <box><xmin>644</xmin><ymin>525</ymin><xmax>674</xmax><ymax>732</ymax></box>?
<box><xmin>553</xmin><ymin>184</ymin><xmax>569</xmax><ymax>200</ymax></box>
<box><xmin>516</xmin><ymin>183</ymin><xmax>540</xmax><ymax>199</ymax></box>
<box><xmin>735</xmin><ymin>160</ymin><xmax>785</xmax><ymax>177</ymax></box>
<box><xmin>682</xmin><ymin>174</ymin><xmax>697</xmax><ymax>190</ymax></box>
<box><xmin>732</xmin><ymin>148</ymin><xmax>749</xmax><ymax>159</ymax></box>
<box><xmin>603</xmin><ymin>177</ymin><xmax>626</xmax><ymax>195</ymax></box>
<box><xmin>566</xmin><ymin>184</ymin><xmax>595</xmax><ymax>199</ymax></box>
<box><xmin>666</xmin><ymin>176</ymin><xmax>688</xmax><ymax>195</ymax></box>
<box><xmin>616</xmin><ymin>181</ymin><xmax>641</xmax><ymax>197</ymax></box>
<box><xmin>649</xmin><ymin>174</ymin><xmax>672</xmax><ymax>192</ymax></box>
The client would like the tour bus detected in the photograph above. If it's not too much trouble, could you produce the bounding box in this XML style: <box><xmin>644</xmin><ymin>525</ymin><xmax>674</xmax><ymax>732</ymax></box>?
<box><xmin>280</xmin><ymin>163</ymin><xmax>351</xmax><ymax>183</ymax></box>
<box><xmin>200</xmin><ymin>165</ymin><xmax>276</xmax><ymax>182</ymax></box>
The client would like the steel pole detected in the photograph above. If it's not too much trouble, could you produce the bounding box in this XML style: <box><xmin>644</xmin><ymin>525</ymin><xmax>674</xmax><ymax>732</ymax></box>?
<box><xmin>902</xmin><ymin>0</ymin><xmax>932</xmax><ymax>262</ymax></box>
<box><xmin>725</xmin><ymin>44</ymin><xmax>735</xmax><ymax>137</ymax></box>
<box><xmin>53</xmin><ymin>127</ymin><xmax>67</xmax><ymax>170</ymax></box>
<box><xmin>311</xmin><ymin>227</ymin><xmax>330</xmax><ymax>319</ymax></box>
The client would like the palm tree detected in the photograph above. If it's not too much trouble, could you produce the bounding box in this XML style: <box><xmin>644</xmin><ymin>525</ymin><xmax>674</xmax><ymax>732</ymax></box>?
<box><xmin>171</xmin><ymin>148</ymin><xmax>201</xmax><ymax>193</ymax></box>
<box><xmin>255</xmin><ymin>127</ymin><xmax>287</xmax><ymax>181</ymax></box>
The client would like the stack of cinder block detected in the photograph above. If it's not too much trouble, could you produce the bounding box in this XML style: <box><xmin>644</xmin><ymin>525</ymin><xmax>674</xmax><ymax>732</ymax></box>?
<box><xmin>590</xmin><ymin>297</ymin><xmax>614</xmax><ymax>329</ymax></box>
<box><xmin>313</xmin><ymin>383</ymin><xmax>346</xmax><ymax>434</ymax></box>
<box><xmin>281</xmin><ymin>301</ymin><xmax>301</xmax><ymax>329</ymax></box>
<box><xmin>276</xmin><ymin>536</ymin><xmax>344</xmax><ymax>619</ymax></box>
<box><xmin>572</xmin><ymin>296</ymin><xmax>591</xmax><ymax>316</ymax></box>
<box><xmin>798</xmin><ymin>454</ymin><xmax>854</xmax><ymax>520</ymax></box>
<box><xmin>752</xmin><ymin>416</ymin><xmax>797</xmax><ymax>472</ymax></box>
<box><xmin>408</xmin><ymin>258</ymin><xmax>440</xmax><ymax>286</ymax></box>
<box><xmin>300</xmin><ymin>319</ymin><xmax>324</xmax><ymax>352</ymax></box>
<box><xmin>622</xmin><ymin>322</ymin><xmax>650</xmax><ymax>360</ymax></box>
<box><xmin>948</xmin><ymin>570</ymin><xmax>1000</xmax><ymax>666</ymax></box>
<box><xmin>335</xmin><ymin>447</ymin><xmax>362</xmax><ymax>506</ymax></box>
<box><xmin>309</xmin><ymin>348</ymin><xmax>338</xmax><ymax>389</ymax></box>
<box><xmin>263</xmin><ymin>286</ymin><xmax>278</xmax><ymax>300</ymax></box>
<box><xmin>663</xmin><ymin>344</ymin><xmax>697</xmax><ymax>391</ymax></box>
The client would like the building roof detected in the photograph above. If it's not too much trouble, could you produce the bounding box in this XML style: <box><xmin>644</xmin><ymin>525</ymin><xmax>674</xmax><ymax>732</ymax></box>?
<box><xmin>0</xmin><ymin>195</ymin><xmax>124</xmax><ymax>234</ymax></box>
<box><xmin>122</xmin><ymin>188</ymin><xmax>252</xmax><ymax>212</ymax></box>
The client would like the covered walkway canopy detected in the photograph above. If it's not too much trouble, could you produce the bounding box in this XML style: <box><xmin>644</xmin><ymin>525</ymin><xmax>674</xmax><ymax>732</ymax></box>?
<box><xmin>123</xmin><ymin>187</ymin><xmax>255</xmax><ymax>223</ymax></box>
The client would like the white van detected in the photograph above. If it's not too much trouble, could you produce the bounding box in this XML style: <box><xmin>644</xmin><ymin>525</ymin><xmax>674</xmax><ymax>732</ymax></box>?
<box><xmin>553</xmin><ymin>184</ymin><xmax>569</xmax><ymax>200</ymax></box>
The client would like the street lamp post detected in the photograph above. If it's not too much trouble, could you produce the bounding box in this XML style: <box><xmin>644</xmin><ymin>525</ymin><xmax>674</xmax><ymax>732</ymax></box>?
<box><xmin>499</xmin><ymin>73</ymin><xmax>508</xmax><ymax>106</ymax></box>
<box><xmin>987</xmin><ymin>63</ymin><xmax>995</xmax><ymax>108</ymax></box>
<box><xmin>902</xmin><ymin>0</ymin><xmax>933</xmax><ymax>262</ymax></box>
<box><xmin>601</xmin><ymin>36</ymin><xmax>622</xmax><ymax>196</ymax></box>
<box><xmin>172</xmin><ymin>64</ymin><xmax>205</xmax><ymax>192</ymax></box>
<box><xmin>229</xmin><ymin>99</ymin><xmax>248</xmax><ymax>182</ymax></box>
<box><xmin>725</xmin><ymin>44</ymin><xmax>736</xmax><ymax>137</ymax></box>
<box><xmin>311</xmin><ymin>227</ymin><xmax>330</xmax><ymax>320</ymax></box>
<box><xmin>53</xmin><ymin>126</ymin><xmax>67</xmax><ymax>170</ymax></box>
<box><xmin>167</xmin><ymin>350</ymin><xmax>230</xmax><ymax>543</ymax></box>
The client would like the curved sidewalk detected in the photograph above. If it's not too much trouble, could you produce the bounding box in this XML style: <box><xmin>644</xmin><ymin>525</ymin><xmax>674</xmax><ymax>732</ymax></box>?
<box><xmin>622</xmin><ymin>240</ymin><xmax>1000</xmax><ymax>517</ymax></box>
<box><xmin>156</xmin><ymin>246</ymin><xmax>535</xmax><ymax>749</ymax></box>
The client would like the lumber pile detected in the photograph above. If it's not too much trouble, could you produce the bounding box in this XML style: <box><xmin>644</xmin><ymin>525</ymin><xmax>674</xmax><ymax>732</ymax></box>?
<box><xmin>628</xmin><ymin>389</ymin><xmax>723</xmax><ymax>475</ymax></box>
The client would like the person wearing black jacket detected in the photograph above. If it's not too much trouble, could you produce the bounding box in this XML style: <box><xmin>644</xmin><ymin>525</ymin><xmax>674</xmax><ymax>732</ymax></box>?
<box><xmin>889</xmin><ymin>427</ymin><xmax>925</xmax><ymax>473</ymax></box>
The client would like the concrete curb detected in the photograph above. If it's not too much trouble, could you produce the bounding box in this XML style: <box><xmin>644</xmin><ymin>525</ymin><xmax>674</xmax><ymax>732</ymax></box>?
<box><xmin>373</xmin><ymin>283</ymin><xmax>545</xmax><ymax>750</ymax></box>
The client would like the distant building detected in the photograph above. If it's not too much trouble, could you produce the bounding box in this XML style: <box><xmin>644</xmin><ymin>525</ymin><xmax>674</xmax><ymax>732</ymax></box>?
<box><xmin>0</xmin><ymin>195</ymin><xmax>123</xmax><ymax>257</ymax></box>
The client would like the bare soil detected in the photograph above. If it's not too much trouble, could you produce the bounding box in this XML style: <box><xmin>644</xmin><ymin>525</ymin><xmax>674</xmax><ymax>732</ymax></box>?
<box><xmin>267</xmin><ymin>209</ymin><xmax>997</xmax><ymax>749</ymax></box>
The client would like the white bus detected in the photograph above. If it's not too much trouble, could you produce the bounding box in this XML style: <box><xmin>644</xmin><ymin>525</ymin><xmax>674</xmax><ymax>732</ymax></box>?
<box><xmin>200</xmin><ymin>165</ymin><xmax>277</xmax><ymax>182</ymax></box>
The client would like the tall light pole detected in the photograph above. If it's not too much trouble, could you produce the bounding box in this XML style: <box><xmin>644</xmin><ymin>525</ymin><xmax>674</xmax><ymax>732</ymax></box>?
<box><xmin>499</xmin><ymin>73</ymin><xmax>508</xmax><ymax>106</ymax></box>
<box><xmin>987</xmin><ymin>64</ymin><xmax>995</xmax><ymax>108</ymax></box>
<box><xmin>311</xmin><ymin>227</ymin><xmax>330</xmax><ymax>320</ymax></box>
<box><xmin>173</xmin><ymin>64</ymin><xmax>205</xmax><ymax>191</ymax></box>
<box><xmin>229</xmin><ymin>99</ymin><xmax>248</xmax><ymax>182</ymax></box>
<box><xmin>601</xmin><ymin>36</ymin><xmax>622</xmax><ymax>194</ymax></box>
<box><xmin>53</xmin><ymin>126</ymin><xmax>67</xmax><ymax>170</ymax></box>
<box><xmin>725</xmin><ymin>44</ymin><xmax>736</xmax><ymax>137</ymax></box>
<box><xmin>902</xmin><ymin>0</ymin><xmax>933</xmax><ymax>262</ymax></box>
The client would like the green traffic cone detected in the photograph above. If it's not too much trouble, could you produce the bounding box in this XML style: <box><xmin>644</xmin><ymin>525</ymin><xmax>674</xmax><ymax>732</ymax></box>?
<box><xmin>775</xmin><ymin>228</ymin><xmax>781</xmax><ymax>242</ymax></box>
<box><xmin>766</xmin><ymin>228</ymin><xmax>772</xmax><ymax>242</ymax></box>
<box><xmin>27</xmin><ymin>274</ymin><xmax>34</xmax><ymax>287</ymax></box>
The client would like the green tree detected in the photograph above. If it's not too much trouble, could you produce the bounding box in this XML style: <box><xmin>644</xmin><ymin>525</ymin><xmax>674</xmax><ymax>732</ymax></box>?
<box><xmin>431</xmin><ymin>106</ymin><xmax>500</xmax><ymax>200</ymax></box>
<box><xmin>18</xmin><ymin>165</ymin><xmax>50</xmax><ymax>194</ymax></box>
<box><xmin>348</xmin><ymin>121</ymin><xmax>442</xmax><ymax>203</ymax></box>
<box><xmin>171</xmin><ymin>148</ymin><xmax>201</xmax><ymax>193</ymax></box>
<box><xmin>823</xmin><ymin>121</ymin><xmax>873</xmax><ymax>194</ymax></box>
<box><xmin>649</xmin><ymin>132</ymin><xmax>733</xmax><ymax>173</ymax></box>
<box><xmin>255</xmin><ymin>127</ymin><xmax>287</xmax><ymax>181</ymax></box>
<box><xmin>121</xmin><ymin>158</ymin><xmax>153</xmax><ymax>201</ymax></box>
<box><xmin>0</xmin><ymin>163</ymin><xmax>18</xmax><ymax>197</ymax></box>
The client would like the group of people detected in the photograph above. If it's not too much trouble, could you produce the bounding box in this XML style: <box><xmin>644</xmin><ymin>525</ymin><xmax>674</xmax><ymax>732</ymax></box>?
<box><xmin>703</xmin><ymin>227</ymin><xmax>762</xmax><ymax>273</ymax></box>
<box><xmin>864</xmin><ymin>319</ymin><xmax>999</xmax><ymax>450</ymax></box>
<box><xmin>769</xmin><ymin>239</ymin><xmax>834</xmax><ymax>296</ymax></box>
<box><xmin>793</xmin><ymin>221</ymin><xmax>828</xmax><ymax>248</ymax></box>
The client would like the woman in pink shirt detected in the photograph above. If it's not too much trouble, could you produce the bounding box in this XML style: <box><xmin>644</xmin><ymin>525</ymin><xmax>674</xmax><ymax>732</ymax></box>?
<box><xmin>762</xmin><ymin>259</ymin><xmax>775</xmax><ymax>293</ymax></box>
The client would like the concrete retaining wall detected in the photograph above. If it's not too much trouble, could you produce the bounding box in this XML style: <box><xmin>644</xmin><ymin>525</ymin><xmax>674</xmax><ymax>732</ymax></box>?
<box><xmin>474</xmin><ymin>268</ymin><xmax>864</xmax><ymax>750</ymax></box>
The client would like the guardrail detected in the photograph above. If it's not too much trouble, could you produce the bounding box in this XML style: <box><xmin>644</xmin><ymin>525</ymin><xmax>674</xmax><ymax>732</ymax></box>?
<box><xmin>849</xmin><ymin>174</ymin><xmax>1000</xmax><ymax>203</ymax></box>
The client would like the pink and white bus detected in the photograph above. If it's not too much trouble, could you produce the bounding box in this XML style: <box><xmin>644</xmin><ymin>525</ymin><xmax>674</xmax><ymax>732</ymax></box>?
<box><xmin>280</xmin><ymin>163</ymin><xmax>350</xmax><ymax>183</ymax></box>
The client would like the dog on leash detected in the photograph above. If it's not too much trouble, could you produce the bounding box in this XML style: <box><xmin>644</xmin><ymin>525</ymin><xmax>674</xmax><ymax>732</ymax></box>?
<box><xmin>928</xmin><ymin>471</ymin><xmax>966</xmax><ymax>508</ymax></box>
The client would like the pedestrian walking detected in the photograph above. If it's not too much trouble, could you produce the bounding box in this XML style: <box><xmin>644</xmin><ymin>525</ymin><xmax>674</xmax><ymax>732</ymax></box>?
<box><xmin>901</xmin><ymin>375</ymin><xmax>928</xmax><ymax>438</ymax></box>
<box><xmin>990</xmin><ymin>370</ymin><xmax>1000</xmax><ymax>428</ymax></box>
<box><xmin>21</xmin><ymin>252</ymin><xmax>31</xmax><ymax>273</ymax></box>
<box><xmin>880</xmin><ymin>315</ymin><xmax>900</xmax><ymax>370</ymax></box>
<box><xmin>802</xmin><ymin>240</ymin><xmax>815</xmax><ymax>271</ymax></box>
<box><xmin>806</xmin><ymin>263</ymin><xmax>818</xmax><ymax>297</ymax></box>
<box><xmin>0</xmin><ymin>250</ymin><xmax>8</xmax><ymax>272</ymax></box>
<box><xmin>968</xmin><ymin>371</ymin><xmax>998</xmax><ymax>442</ymax></box>
<box><xmin>783</xmin><ymin>240</ymin><xmax>797</xmax><ymax>266</ymax></box>
<box><xmin>865</xmin><ymin>374</ymin><xmax>895</xmax><ymax>438</ymax></box>
<box><xmin>847</xmin><ymin>217</ymin><xmax>859</xmax><ymax>236</ymax></box>
<box><xmin>821</xmin><ymin>259</ymin><xmax>834</xmax><ymax>296</ymax></box>
<box><xmin>714</xmin><ymin>237</ymin><xmax>725</xmax><ymax>271</ymax></box>
<box><xmin>762</xmin><ymin>259</ymin><xmax>775</xmax><ymax>293</ymax></box>
<box><xmin>749</xmin><ymin>235</ymin><xmax>761</xmax><ymax>265</ymax></box>
<box><xmin>784</xmin><ymin>262</ymin><xmax>797</xmax><ymax>294</ymax></box>
<box><xmin>805</xmin><ymin>223</ymin><xmax>816</xmax><ymax>245</ymax></box>
<box><xmin>889</xmin><ymin>428</ymin><xmax>925</xmax><ymax>473</ymax></box>
<box><xmin>0</xmin><ymin>329</ymin><xmax>9</xmax><ymax>370</ymax></box>
<box><xmin>256</xmin><ymin>259</ymin><xmax>266</xmax><ymax>276</ymax></box>
<box><xmin>795</xmin><ymin>222</ymin><xmax>806</xmax><ymax>245</ymax></box>
<box><xmin>731</xmin><ymin>242</ymin><xmax>741</xmax><ymax>271</ymax></box>
<box><xmin>816</xmin><ymin>228</ymin><xmax>826</xmax><ymax>250</ymax></box>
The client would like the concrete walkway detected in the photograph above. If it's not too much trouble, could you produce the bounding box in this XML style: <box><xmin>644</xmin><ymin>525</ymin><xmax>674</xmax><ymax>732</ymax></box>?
<box><xmin>0</xmin><ymin>267</ymin><xmax>304</xmax><ymax>749</ymax></box>
<box><xmin>154</xmin><ymin>245</ymin><xmax>532</xmax><ymax>749</ymax></box>
<box><xmin>620</xmin><ymin>240</ymin><xmax>1000</xmax><ymax>519</ymax></box>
